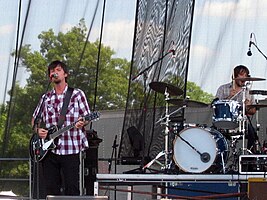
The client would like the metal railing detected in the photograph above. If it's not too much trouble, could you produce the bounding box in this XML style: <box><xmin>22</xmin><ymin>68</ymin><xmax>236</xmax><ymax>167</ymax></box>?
<box><xmin>0</xmin><ymin>158</ymin><xmax>30</xmax><ymax>199</ymax></box>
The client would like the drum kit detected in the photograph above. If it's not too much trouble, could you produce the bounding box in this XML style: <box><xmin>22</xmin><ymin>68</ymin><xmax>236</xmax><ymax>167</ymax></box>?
<box><xmin>145</xmin><ymin>77</ymin><xmax>267</xmax><ymax>174</ymax></box>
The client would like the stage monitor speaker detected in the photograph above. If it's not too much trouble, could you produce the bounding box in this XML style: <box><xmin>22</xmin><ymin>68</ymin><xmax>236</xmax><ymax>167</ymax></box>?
<box><xmin>46</xmin><ymin>195</ymin><xmax>108</xmax><ymax>200</ymax></box>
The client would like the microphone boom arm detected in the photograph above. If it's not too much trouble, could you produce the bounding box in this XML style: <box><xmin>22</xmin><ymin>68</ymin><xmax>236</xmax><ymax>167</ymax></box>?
<box><xmin>251</xmin><ymin>42</ymin><xmax>267</xmax><ymax>60</ymax></box>
<box><xmin>132</xmin><ymin>50</ymin><xmax>173</xmax><ymax>81</ymax></box>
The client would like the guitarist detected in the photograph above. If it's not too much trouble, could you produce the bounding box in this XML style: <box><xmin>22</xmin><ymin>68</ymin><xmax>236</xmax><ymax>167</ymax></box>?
<box><xmin>31</xmin><ymin>60</ymin><xmax>91</xmax><ymax>196</ymax></box>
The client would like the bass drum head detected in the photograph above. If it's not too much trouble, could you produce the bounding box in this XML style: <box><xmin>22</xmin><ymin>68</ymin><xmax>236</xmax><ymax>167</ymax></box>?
<box><xmin>173</xmin><ymin>127</ymin><xmax>217</xmax><ymax>173</ymax></box>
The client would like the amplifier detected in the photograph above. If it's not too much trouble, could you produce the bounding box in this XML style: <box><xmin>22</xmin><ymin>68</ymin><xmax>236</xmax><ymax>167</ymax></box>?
<box><xmin>239</xmin><ymin>155</ymin><xmax>267</xmax><ymax>174</ymax></box>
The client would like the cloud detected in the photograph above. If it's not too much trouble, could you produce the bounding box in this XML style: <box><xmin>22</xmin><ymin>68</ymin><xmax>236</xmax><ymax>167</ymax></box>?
<box><xmin>0</xmin><ymin>24</ymin><xmax>15</xmax><ymax>35</ymax></box>
<box><xmin>102</xmin><ymin>19</ymin><xmax>135</xmax><ymax>49</ymax></box>
<box><xmin>195</xmin><ymin>0</ymin><xmax>267</xmax><ymax>19</ymax></box>
<box><xmin>190</xmin><ymin>44</ymin><xmax>214</xmax><ymax>58</ymax></box>
<box><xmin>60</xmin><ymin>23</ymin><xmax>73</xmax><ymax>33</ymax></box>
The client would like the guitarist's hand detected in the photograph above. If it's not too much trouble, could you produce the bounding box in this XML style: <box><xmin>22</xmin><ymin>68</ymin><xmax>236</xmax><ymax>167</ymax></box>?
<box><xmin>75</xmin><ymin>117</ymin><xmax>89</xmax><ymax>129</ymax></box>
<box><xmin>38</xmin><ymin>128</ymin><xmax>48</xmax><ymax>139</ymax></box>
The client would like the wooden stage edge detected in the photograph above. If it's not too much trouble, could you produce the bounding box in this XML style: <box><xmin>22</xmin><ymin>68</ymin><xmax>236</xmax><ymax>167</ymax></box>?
<box><xmin>94</xmin><ymin>173</ymin><xmax>267</xmax><ymax>195</ymax></box>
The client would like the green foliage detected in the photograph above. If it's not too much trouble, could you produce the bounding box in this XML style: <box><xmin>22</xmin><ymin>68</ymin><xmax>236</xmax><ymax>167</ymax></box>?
<box><xmin>186</xmin><ymin>81</ymin><xmax>214</xmax><ymax>104</ymax></box>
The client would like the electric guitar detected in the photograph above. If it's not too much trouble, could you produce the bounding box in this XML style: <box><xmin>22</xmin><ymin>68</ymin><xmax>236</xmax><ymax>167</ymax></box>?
<box><xmin>29</xmin><ymin>111</ymin><xmax>100</xmax><ymax>162</ymax></box>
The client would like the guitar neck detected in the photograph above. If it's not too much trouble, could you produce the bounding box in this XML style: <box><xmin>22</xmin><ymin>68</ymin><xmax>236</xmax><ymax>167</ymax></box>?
<box><xmin>50</xmin><ymin>122</ymin><xmax>76</xmax><ymax>140</ymax></box>
<box><xmin>48</xmin><ymin>112</ymin><xmax>99</xmax><ymax>140</ymax></box>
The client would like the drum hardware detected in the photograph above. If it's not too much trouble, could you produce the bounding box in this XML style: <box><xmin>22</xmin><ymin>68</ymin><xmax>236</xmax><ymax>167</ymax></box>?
<box><xmin>177</xmin><ymin>133</ymin><xmax>211</xmax><ymax>163</ymax></box>
<box><xmin>247</xmin><ymin>101</ymin><xmax>267</xmax><ymax>154</ymax></box>
<box><xmin>173</xmin><ymin>127</ymin><xmax>228</xmax><ymax>173</ymax></box>
<box><xmin>149</xmin><ymin>82</ymin><xmax>184</xmax><ymax>172</ymax></box>
<box><xmin>149</xmin><ymin>81</ymin><xmax>183</xmax><ymax>96</ymax></box>
<box><xmin>233</xmin><ymin>77</ymin><xmax>266</xmax><ymax>82</ymax></box>
<box><xmin>156</xmin><ymin>105</ymin><xmax>186</xmax><ymax>124</ymax></box>
<box><xmin>167</xmin><ymin>98</ymin><xmax>209</xmax><ymax>108</ymax></box>
<box><xmin>212</xmin><ymin>100</ymin><xmax>240</xmax><ymax>129</ymax></box>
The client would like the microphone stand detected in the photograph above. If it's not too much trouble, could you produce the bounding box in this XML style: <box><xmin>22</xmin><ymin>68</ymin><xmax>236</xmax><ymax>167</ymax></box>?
<box><xmin>251</xmin><ymin>42</ymin><xmax>267</xmax><ymax>60</ymax></box>
<box><xmin>132</xmin><ymin>50</ymin><xmax>173</xmax><ymax>81</ymax></box>
<box><xmin>31</xmin><ymin>81</ymin><xmax>51</xmax><ymax>200</ymax></box>
<box><xmin>108</xmin><ymin>135</ymin><xmax>118</xmax><ymax>200</ymax></box>
<box><xmin>131</xmin><ymin>50</ymin><xmax>173</xmax><ymax>173</ymax></box>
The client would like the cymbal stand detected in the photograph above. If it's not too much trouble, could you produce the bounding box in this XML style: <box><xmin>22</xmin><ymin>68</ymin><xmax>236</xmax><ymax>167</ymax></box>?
<box><xmin>240</xmin><ymin>83</ymin><xmax>253</xmax><ymax>155</ymax></box>
<box><xmin>164</xmin><ymin>88</ymin><xmax>170</xmax><ymax>169</ymax></box>
<box><xmin>241</xmin><ymin>85</ymin><xmax>247</xmax><ymax>155</ymax></box>
<box><xmin>254</xmin><ymin>98</ymin><xmax>261</xmax><ymax>153</ymax></box>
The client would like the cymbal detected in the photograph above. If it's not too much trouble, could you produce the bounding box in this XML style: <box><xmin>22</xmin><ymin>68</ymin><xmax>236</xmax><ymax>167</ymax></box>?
<box><xmin>167</xmin><ymin>99</ymin><xmax>209</xmax><ymax>108</ymax></box>
<box><xmin>149</xmin><ymin>82</ymin><xmax>183</xmax><ymax>96</ymax></box>
<box><xmin>247</xmin><ymin>104</ymin><xmax>267</xmax><ymax>109</ymax></box>
<box><xmin>249</xmin><ymin>90</ymin><xmax>267</xmax><ymax>95</ymax></box>
<box><xmin>233</xmin><ymin>77</ymin><xmax>266</xmax><ymax>82</ymax></box>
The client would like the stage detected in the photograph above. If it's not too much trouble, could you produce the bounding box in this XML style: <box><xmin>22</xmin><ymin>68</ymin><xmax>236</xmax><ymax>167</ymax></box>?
<box><xmin>94</xmin><ymin>173</ymin><xmax>267</xmax><ymax>199</ymax></box>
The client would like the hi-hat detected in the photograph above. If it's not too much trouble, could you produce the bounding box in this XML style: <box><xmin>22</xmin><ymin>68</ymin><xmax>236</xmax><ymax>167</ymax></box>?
<box><xmin>149</xmin><ymin>82</ymin><xmax>183</xmax><ymax>96</ymax></box>
<box><xmin>167</xmin><ymin>99</ymin><xmax>208</xmax><ymax>108</ymax></box>
<box><xmin>233</xmin><ymin>77</ymin><xmax>266</xmax><ymax>82</ymax></box>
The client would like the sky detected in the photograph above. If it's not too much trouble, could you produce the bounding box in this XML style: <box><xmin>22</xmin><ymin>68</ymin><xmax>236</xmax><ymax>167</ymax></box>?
<box><xmin>0</xmin><ymin>0</ymin><xmax>136</xmax><ymax>104</ymax></box>
<box><xmin>1</xmin><ymin>0</ymin><xmax>267</xmax><ymax>104</ymax></box>
<box><xmin>189</xmin><ymin>0</ymin><xmax>267</xmax><ymax>98</ymax></box>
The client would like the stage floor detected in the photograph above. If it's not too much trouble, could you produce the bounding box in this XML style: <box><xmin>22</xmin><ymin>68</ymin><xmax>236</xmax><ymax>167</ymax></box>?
<box><xmin>94</xmin><ymin>173</ymin><xmax>267</xmax><ymax>199</ymax></box>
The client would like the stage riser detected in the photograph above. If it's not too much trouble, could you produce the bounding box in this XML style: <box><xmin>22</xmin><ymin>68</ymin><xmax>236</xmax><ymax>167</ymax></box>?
<box><xmin>168</xmin><ymin>182</ymin><xmax>243</xmax><ymax>200</ymax></box>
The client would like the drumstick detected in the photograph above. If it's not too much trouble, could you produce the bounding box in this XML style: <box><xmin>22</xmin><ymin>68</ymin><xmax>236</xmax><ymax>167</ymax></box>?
<box><xmin>232</xmin><ymin>68</ymin><xmax>235</xmax><ymax>90</ymax></box>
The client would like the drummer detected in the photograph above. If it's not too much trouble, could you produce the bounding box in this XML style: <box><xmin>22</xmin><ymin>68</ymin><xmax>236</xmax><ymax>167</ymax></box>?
<box><xmin>215</xmin><ymin>65</ymin><xmax>257</xmax><ymax>151</ymax></box>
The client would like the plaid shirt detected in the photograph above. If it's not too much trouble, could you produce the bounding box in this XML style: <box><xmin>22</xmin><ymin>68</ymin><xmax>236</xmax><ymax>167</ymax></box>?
<box><xmin>215</xmin><ymin>82</ymin><xmax>253</xmax><ymax>103</ymax></box>
<box><xmin>33</xmin><ymin>85</ymin><xmax>90</xmax><ymax>155</ymax></box>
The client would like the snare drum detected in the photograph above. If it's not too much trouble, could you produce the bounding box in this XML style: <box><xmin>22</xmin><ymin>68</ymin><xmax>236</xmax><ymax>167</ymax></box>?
<box><xmin>173</xmin><ymin>127</ymin><xmax>228</xmax><ymax>173</ymax></box>
<box><xmin>212</xmin><ymin>100</ymin><xmax>240</xmax><ymax>129</ymax></box>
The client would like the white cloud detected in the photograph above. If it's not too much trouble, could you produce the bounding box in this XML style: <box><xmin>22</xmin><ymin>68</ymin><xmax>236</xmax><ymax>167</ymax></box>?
<box><xmin>102</xmin><ymin>19</ymin><xmax>135</xmax><ymax>49</ymax></box>
<box><xmin>195</xmin><ymin>0</ymin><xmax>267</xmax><ymax>19</ymax></box>
<box><xmin>60</xmin><ymin>23</ymin><xmax>73</xmax><ymax>33</ymax></box>
<box><xmin>0</xmin><ymin>24</ymin><xmax>15</xmax><ymax>35</ymax></box>
<box><xmin>191</xmin><ymin>44</ymin><xmax>214</xmax><ymax>58</ymax></box>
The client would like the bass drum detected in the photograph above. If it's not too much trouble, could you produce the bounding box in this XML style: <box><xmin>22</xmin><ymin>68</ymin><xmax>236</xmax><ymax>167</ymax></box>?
<box><xmin>173</xmin><ymin>127</ymin><xmax>228</xmax><ymax>173</ymax></box>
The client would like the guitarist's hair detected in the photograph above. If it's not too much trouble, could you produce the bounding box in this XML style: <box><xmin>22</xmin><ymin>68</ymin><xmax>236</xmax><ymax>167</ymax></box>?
<box><xmin>48</xmin><ymin>60</ymin><xmax>69</xmax><ymax>81</ymax></box>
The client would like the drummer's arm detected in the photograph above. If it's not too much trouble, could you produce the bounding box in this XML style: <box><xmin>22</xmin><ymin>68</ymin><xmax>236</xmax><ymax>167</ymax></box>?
<box><xmin>245</xmin><ymin>99</ymin><xmax>256</xmax><ymax>115</ymax></box>
<box><xmin>226</xmin><ymin>88</ymin><xmax>238</xmax><ymax>100</ymax></box>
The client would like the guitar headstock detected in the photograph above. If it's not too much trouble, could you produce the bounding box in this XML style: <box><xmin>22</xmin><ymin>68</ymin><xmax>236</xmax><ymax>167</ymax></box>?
<box><xmin>84</xmin><ymin>111</ymin><xmax>100</xmax><ymax>122</ymax></box>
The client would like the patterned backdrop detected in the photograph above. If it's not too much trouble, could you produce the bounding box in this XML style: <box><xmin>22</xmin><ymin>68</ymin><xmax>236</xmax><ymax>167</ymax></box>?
<box><xmin>118</xmin><ymin>0</ymin><xmax>195</xmax><ymax>166</ymax></box>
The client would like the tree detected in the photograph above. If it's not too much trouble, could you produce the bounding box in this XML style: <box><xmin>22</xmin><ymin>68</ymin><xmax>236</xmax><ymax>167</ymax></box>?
<box><xmin>186</xmin><ymin>81</ymin><xmax>214</xmax><ymax>104</ymax></box>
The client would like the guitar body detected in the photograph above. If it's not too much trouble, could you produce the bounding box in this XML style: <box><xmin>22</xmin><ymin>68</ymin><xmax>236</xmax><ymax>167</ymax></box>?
<box><xmin>29</xmin><ymin>126</ymin><xmax>58</xmax><ymax>162</ymax></box>
<box><xmin>29</xmin><ymin>111</ymin><xmax>100</xmax><ymax>162</ymax></box>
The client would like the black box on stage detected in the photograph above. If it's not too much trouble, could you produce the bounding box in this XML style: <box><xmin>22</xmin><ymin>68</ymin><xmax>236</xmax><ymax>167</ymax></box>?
<box><xmin>46</xmin><ymin>195</ymin><xmax>108</xmax><ymax>200</ymax></box>
<box><xmin>239</xmin><ymin>155</ymin><xmax>267</xmax><ymax>174</ymax></box>
<box><xmin>168</xmin><ymin>182</ymin><xmax>240</xmax><ymax>199</ymax></box>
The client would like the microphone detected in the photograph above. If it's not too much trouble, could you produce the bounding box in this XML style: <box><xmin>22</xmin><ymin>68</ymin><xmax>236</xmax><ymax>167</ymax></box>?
<box><xmin>247</xmin><ymin>33</ymin><xmax>253</xmax><ymax>56</ymax></box>
<box><xmin>169</xmin><ymin>49</ymin><xmax>175</xmax><ymax>55</ymax></box>
<box><xmin>50</xmin><ymin>73</ymin><xmax>58</xmax><ymax>79</ymax></box>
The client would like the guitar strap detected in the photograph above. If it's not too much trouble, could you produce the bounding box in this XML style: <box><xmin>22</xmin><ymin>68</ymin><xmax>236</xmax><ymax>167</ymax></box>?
<box><xmin>57</xmin><ymin>86</ymin><xmax>74</xmax><ymax>129</ymax></box>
